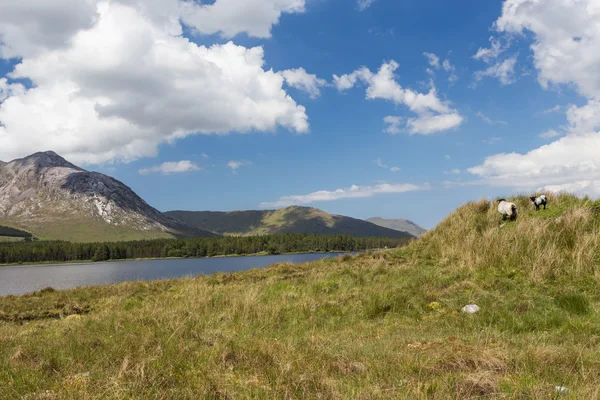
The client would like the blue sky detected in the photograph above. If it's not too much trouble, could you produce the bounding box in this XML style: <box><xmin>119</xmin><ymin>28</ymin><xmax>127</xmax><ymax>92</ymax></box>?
<box><xmin>1</xmin><ymin>0</ymin><xmax>599</xmax><ymax>229</ymax></box>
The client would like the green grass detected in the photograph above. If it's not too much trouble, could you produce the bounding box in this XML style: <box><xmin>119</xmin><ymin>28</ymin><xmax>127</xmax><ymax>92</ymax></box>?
<box><xmin>0</xmin><ymin>216</ymin><xmax>175</xmax><ymax>243</ymax></box>
<box><xmin>1</xmin><ymin>193</ymin><xmax>600</xmax><ymax>398</ymax></box>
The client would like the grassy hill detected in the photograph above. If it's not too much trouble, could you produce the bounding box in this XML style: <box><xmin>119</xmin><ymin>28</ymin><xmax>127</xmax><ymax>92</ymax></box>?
<box><xmin>0</xmin><ymin>216</ymin><xmax>177</xmax><ymax>243</ymax></box>
<box><xmin>2</xmin><ymin>193</ymin><xmax>600</xmax><ymax>398</ymax></box>
<box><xmin>165</xmin><ymin>206</ymin><xmax>414</xmax><ymax>238</ymax></box>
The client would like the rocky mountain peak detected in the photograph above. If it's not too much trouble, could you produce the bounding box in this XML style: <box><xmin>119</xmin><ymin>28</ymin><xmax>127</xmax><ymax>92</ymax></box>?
<box><xmin>0</xmin><ymin>151</ymin><xmax>213</xmax><ymax>240</ymax></box>
<box><xmin>4</xmin><ymin>151</ymin><xmax>81</xmax><ymax>174</ymax></box>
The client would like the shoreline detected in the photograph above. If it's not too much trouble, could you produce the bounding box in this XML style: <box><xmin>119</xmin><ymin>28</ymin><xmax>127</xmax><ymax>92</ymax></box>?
<box><xmin>0</xmin><ymin>249</ymin><xmax>370</xmax><ymax>268</ymax></box>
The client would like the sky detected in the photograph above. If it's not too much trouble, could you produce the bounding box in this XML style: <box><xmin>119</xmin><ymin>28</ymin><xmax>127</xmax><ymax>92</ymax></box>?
<box><xmin>1</xmin><ymin>0</ymin><xmax>600</xmax><ymax>229</ymax></box>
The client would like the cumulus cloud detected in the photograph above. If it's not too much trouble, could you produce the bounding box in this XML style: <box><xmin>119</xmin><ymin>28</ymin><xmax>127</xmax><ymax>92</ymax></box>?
<box><xmin>357</xmin><ymin>0</ymin><xmax>377</xmax><ymax>11</ymax></box>
<box><xmin>474</xmin><ymin>56</ymin><xmax>518</xmax><ymax>85</ymax></box>
<box><xmin>468</xmin><ymin>132</ymin><xmax>600</xmax><ymax>188</ymax></box>
<box><xmin>179</xmin><ymin>0</ymin><xmax>306</xmax><ymax>39</ymax></box>
<box><xmin>542</xmin><ymin>180</ymin><xmax>600</xmax><ymax>198</ymax></box>
<box><xmin>0</xmin><ymin>1</ymin><xmax>310</xmax><ymax>164</ymax></box>
<box><xmin>0</xmin><ymin>0</ymin><xmax>99</xmax><ymax>59</ymax></box>
<box><xmin>333</xmin><ymin>61</ymin><xmax>464</xmax><ymax>135</ymax></box>
<box><xmin>472</xmin><ymin>36</ymin><xmax>506</xmax><ymax>63</ymax></box>
<box><xmin>566</xmin><ymin>100</ymin><xmax>600</xmax><ymax>134</ymax></box>
<box><xmin>139</xmin><ymin>160</ymin><xmax>201</xmax><ymax>175</ymax></box>
<box><xmin>259</xmin><ymin>182</ymin><xmax>430</xmax><ymax>208</ymax></box>
<box><xmin>280</xmin><ymin>68</ymin><xmax>327</xmax><ymax>99</ymax></box>
<box><xmin>495</xmin><ymin>0</ymin><xmax>600</xmax><ymax>99</ymax></box>
<box><xmin>466</xmin><ymin>0</ymin><xmax>600</xmax><ymax>198</ymax></box>
<box><xmin>423</xmin><ymin>52</ymin><xmax>440</xmax><ymax>69</ymax></box>
<box><xmin>227</xmin><ymin>160</ymin><xmax>251</xmax><ymax>174</ymax></box>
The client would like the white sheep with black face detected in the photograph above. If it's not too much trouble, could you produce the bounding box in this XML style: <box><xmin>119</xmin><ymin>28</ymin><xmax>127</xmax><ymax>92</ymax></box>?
<box><xmin>497</xmin><ymin>198</ymin><xmax>518</xmax><ymax>221</ymax></box>
<box><xmin>530</xmin><ymin>195</ymin><xmax>547</xmax><ymax>210</ymax></box>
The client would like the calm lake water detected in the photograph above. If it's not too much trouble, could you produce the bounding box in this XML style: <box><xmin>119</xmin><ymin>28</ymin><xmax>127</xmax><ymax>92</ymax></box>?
<box><xmin>0</xmin><ymin>253</ymin><xmax>351</xmax><ymax>296</ymax></box>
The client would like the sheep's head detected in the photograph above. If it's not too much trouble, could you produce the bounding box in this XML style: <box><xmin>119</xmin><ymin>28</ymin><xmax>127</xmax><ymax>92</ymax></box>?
<box><xmin>530</xmin><ymin>196</ymin><xmax>536</xmax><ymax>202</ymax></box>
<box><xmin>497</xmin><ymin>198</ymin><xmax>506</xmax><ymax>203</ymax></box>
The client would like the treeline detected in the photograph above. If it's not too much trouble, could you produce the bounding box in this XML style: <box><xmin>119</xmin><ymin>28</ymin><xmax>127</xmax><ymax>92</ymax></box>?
<box><xmin>0</xmin><ymin>226</ymin><xmax>32</xmax><ymax>238</ymax></box>
<box><xmin>0</xmin><ymin>234</ymin><xmax>409</xmax><ymax>264</ymax></box>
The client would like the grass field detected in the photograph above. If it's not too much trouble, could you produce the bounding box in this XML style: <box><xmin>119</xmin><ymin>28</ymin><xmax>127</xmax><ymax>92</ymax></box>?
<box><xmin>1</xmin><ymin>193</ymin><xmax>599</xmax><ymax>398</ymax></box>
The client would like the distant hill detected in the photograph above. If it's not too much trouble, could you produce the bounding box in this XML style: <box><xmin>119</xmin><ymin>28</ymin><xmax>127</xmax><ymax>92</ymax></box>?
<box><xmin>366</xmin><ymin>217</ymin><xmax>427</xmax><ymax>237</ymax></box>
<box><xmin>0</xmin><ymin>151</ymin><xmax>215</xmax><ymax>242</ymax></box>
<box><xmin>165</xmin><ymin>206</ymin><xmax>415</xmax><ymax>238</ymax></box>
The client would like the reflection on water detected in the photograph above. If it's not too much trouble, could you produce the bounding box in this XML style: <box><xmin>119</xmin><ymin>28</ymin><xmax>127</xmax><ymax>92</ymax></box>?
<box><xmin>0</xmin><ymin>253</ymin><xmax>351</xmax><ymax>296</ymax></box>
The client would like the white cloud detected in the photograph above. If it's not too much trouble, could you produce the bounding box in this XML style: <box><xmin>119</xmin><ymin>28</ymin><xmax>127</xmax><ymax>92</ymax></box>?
<box><xmin>0</xmin><ymin>1</ymin><xmax>309</xmax><ymax>164</ymax></box>
<box><xmin>423</xmin><ymin>52</ymin><xmax>440</xmax><ymax>69</ymax></box>
<box><xmin>383</xmin><ymin>116</ymin><xmax>402</xmax><ymax>134</ymax></box>
<box><xmin>334</xmin><ymin>61</ymin><xmax>464</xmax><ymax>135</ymax></box>
<box><xmin>444</xmin><ymin>154</ymin><xmax>451</xmax><ymax>160</ymax></box>
<box><xmin>260</xmin><ymin>182</ymin><xmax>430</xmax><ymax>208</ymax></box>
<box><xmin>539</xmin><ymin>129</ymin><xmax>561</xmax><ymax>139</ymax></box>
<box><xmin>227</xmin><ymin>160</ymin><xmax>251</xmax><ymax>174</ymax></box>
<box><xmin>201</xmin><ymin>152</ymin><xmax>209</xmax><ymax>159</ymax></box>
<box><xmin>495</xmin><ymin>0</ymin><xmax>600</xmax><ymax>99</ymax></box>
<box><xmin>0</xmin><ymin>0</ymin><xmax>99</xmax><ymax>59</ymax></box>
<box><xmin>468</xmin><ymin>132</ymin><xmax>600</xmax><ymax>189</ymax></box>
<box><xmin>472</xmin><ymin>36</ymin><xmax>506</xmax><ymax>63</ymax></box>
<box><xmin>375</xmin><ymin>158</ymin><xmax>388</xmax><ymax>169</ymax></box>
<box><xmin>542</xmin><ymin>180</ymin><xmax>600</xmax><ymax>198</ymax></box>
<box><xmin>475</xmin><ymin>111</ymin><xmax>507</xmax><ymax>125</ymax></box>
<box><xmin>0</xmin><ymin>78</ymin><xmax>26</xmax><ymax>102</ymax></box>
<box><xmin>280</xmin><ymin>68</ymin><xmax>327</xmax><ymax>99</ymax></box>
<box><xmin>566</xmin><ymin>100</ymin><xmax>600</xmax><ymax>134</ymax></box>
<box><xmin>139</xmin><ymin>160</ymin><xmax>201</xmax><ymax>175</ymax></box>
<box><xmin>357</xmin><ymin>0</ymin><xmax>377</xmax><ymax>11</ymax></box>
<box><xmin>465</xmin><ymin>0</ymin><xmax>600</xmax><ymax>199</ymax></box>
<box><xmin>406</xmin><ymin>113</ymin><xmax>464</xmax><ymax>135</ymax></box>
<box><xmin>474</xmin><ymin>56</ymin><xmax>518</xmax><ymax>85</ymax></box>
<box><xmin>179</xmin><ymin>0</ymin><xmax>306</xmax><ymax>39</ymax></box>
<box><xmin>374</xmin><ymin>158</ymin><xmax>400</xmax><ymax>172</ymax></box>
<box><xmin>442</xmin><ymin>58</ymin><xmax>458</xmax><ymax>83</ymax></box>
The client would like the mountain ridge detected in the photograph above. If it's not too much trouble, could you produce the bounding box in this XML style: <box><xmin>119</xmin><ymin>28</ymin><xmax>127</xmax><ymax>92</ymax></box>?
<box><xmin>165</xmin><ymin>207</ymin><xmax>415</xmax><ymax>238</ymax></box>
<box><xmin>366</xmin><ymin>217</ymin><xmax>427</xmax><ymax>237</ymax></box>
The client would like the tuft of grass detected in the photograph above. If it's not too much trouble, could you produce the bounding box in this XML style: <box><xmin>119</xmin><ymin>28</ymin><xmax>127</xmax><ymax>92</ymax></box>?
<box><xmin>555</xmin><ymin>293</ymin><xmax>591</xmax><ymax>315</ymax></box>
<box><xmin>2</xmin><ymin>193</ymin><xmax>600</xmax><ymax>398</ymax></box>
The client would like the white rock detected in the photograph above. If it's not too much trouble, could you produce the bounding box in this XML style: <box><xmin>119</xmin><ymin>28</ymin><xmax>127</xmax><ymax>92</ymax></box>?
<box><xmin>555</xmin><ymin>386</ymin><xmax>569</xmax><ymax>393</ymax></box>
<box><xmin>461</xmin><ymin>304</ymin><xmax>480</xmax><ymax>314</ymax></box>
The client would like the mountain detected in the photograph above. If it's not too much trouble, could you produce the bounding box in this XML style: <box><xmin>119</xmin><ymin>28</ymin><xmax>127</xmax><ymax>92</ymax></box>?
<box><xmin>366</xmin><ymin>217</ymin><xmax>427</xmax><ymax>238</ymax></box>
<box><xmin>0</xmin><ymin>151</ymin><xmax>215</xmax><ymax>242</ymax></box>
<box><xmin>165</xmin><ymin>206</ymin><xmax>415</xmax><ymax>238</ymax></box>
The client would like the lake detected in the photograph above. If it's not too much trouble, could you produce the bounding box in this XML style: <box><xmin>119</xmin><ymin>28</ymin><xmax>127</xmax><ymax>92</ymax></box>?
<box><xmin>0</xmin><ymin>253</ymin><xmax>352</xmax><ymax>296</ymax></box>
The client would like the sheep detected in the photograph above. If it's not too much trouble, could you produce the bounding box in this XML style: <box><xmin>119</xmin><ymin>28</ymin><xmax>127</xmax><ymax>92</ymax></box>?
<box><xmin>530</xmin><ymin>194</ymin><xmax>547</xmax><ymax>210</ymax></box>
<box><xmin>497</xmin><ymin>198</ymin><xmax>518</xmax><ymax>221</ymax></box>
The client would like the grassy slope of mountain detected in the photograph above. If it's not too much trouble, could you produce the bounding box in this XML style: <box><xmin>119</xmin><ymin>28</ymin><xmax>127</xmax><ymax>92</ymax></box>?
<box><xmin>2</xmin><ymin>193</ymin><xmax>600</xmax><ymax>398</ymax></box>
<box><xmin>0</xmin><ymin>152</ymin><xmax>215</xmax><ymax>242</ymax></box>
<box><xmin>366</xmin><ymin>217</ymin><xmax>427</xmax><ymax>237</ymax></box>
<box><xmin>165</xmin><ymin>206</ymin><xmax>414</xmax><ymax>238</ymax></box>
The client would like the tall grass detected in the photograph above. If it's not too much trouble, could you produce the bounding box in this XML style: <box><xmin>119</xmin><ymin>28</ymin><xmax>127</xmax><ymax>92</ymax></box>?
<box><xmin>408</xmin><ymin>193</ymin><xmax>600</xmax><ymax>280</ymax></box>
<box><xmin>1</xmin><ymin>193</ymin><xmax>600</xmax><ymax>398</ymax></box>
